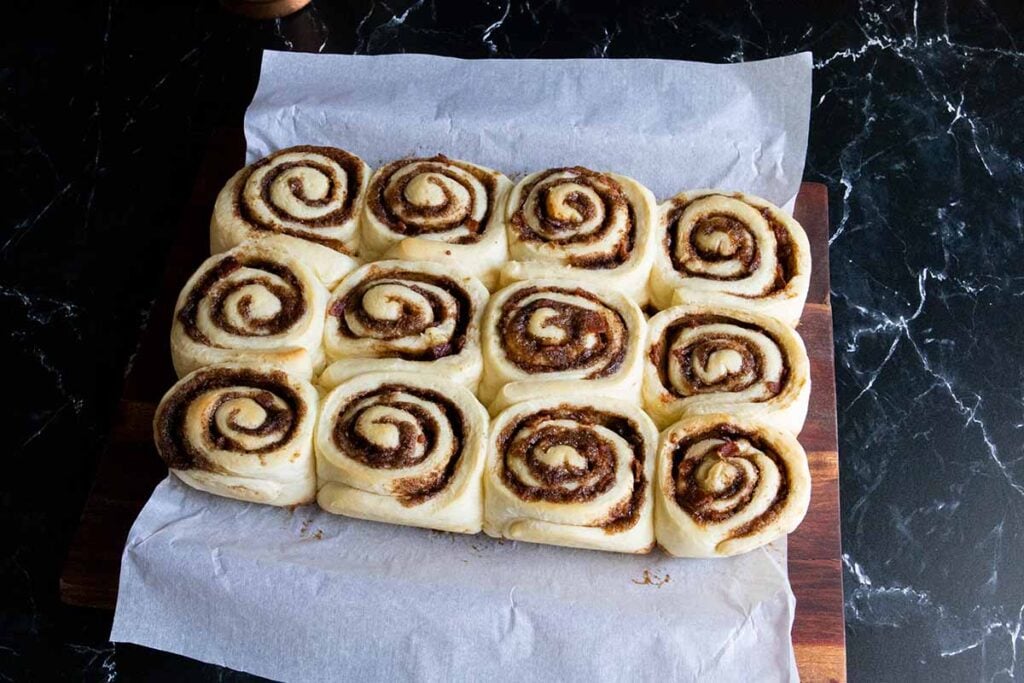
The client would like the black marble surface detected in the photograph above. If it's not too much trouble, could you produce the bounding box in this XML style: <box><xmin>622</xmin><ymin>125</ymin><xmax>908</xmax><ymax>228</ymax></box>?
<box><xmin>1</xmin><ymin>1</ymin><xmax>1022</xmax><ymax>680</ymax></box>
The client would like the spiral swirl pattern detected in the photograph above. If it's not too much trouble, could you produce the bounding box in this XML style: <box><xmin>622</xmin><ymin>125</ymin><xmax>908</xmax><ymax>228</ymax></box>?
<box><xmin>671</xmin><ymin>432</ymin><xmax>782</xmax><ymax>525</ymax></box>
<box><xmin>655</xmin><ymin>415</ymin><xmax>810</xmax><ymax>557</ymax></box>
<box><xmin>328</xmin><ymin>267</ymin><xmax>468</xmax><ymax>360</ymax></box>
<box><xmin>328</xmin><ymin>385</ymin><xmax>463</xmax><ymax>504</ymax></box>
<box><xmin>499</xmin><ymin>285</ymin><xmax>626</xmax><ymax>376</ymax></box>
<box><xmin>479</xmin><ymin>280</ymin><xmax>645</xmax><ymax>407</ymax></box>
<box><xmin>508</xmin><ymin>167</ymin><xmax>636</xmax><ymax>267</ymax></box>
<box><xmin>171</xmin><ymin>238</ymin><xmax>337</xmax><ymax>379</ymax></box>
<box><xmin>366</xmin><ymin>156</ymin><xmax>502</xmax><ymax>244</ymax></box>
<box><xmin>211</xmin><ymin>145</ymin><xmax>369</xmax><ymax>255</ymax></box>
<box><xmin>652</xmin><ymin>191</ymin><xmax>811</xmax><ymax>323</ymax></box>
<box><xmin>502</xmin><ymin>167</ymin><xmax>657</xmax><ymax>304</ymax></box>
<box><xmin>484</xmin><ymin>397</ymin><xmax>657</xmax><ymax>553</ymax></box>
<box><xmin>315</xmin><ymin>372</ymin><xmax>488</xmax><ymax>533</ymax></box>
<box><xmin>643</xmin><ymin>306</ymin><xmax>810</xmax><ymax>431</ymax></box>
<box><xmin>664</xmin><ymin>322</ymin><xmax>782</xmax><ymax>398</ymax></box>
<box><xmin>666</xmin><ymin>194</ymin><xmax>784</xmax><ymax>289</ymax></box>
<box><xmin>322</xmin><ymin>261</ymin><xmax>488</xmax><ymax>389</ymax></box>
<box><xmin>181</xmin><ymin>258</ymin><xmax>305</xmax><ymax>341</ymax></box>
<box><xmin>360</xmin><ymin>157</ymin><xmax>511</xmax><ymax>289</ymax></box>
<box><xmin>498</xmin><ymin>409</ymin><xmax>644</xmax><ymax>525</ymax></box>
<box><xmin>153</xmin><ymin>364</ymin><xmax>318</xmax><ymax>506</ymax></box>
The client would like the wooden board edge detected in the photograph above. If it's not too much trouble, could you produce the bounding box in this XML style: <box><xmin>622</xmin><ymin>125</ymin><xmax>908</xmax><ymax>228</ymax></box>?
<box><xmin>793</xmin><ymin>643</ymin><xmax>847</xmax><ymax>683</ymax></box>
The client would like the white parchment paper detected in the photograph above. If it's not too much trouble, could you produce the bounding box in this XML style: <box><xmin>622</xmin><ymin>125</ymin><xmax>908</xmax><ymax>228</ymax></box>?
<box><xmin>112</xmin><ymin>50</ymin><xmax>812</xmax><ymax>682</ymax></box>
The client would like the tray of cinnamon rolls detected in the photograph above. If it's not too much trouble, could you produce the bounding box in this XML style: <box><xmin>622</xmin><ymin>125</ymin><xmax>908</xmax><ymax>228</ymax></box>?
<box><xmin>154</xmin><ymin>144</ymin><xmax>813</xmax><ymax>559</ymax></box>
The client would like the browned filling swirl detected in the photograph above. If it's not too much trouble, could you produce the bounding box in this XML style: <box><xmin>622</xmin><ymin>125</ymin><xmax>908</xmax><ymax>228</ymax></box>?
<box><xmin>497</xmin><ymin>285</ymin><xmax>627</xmax><ymax>378</ymax></box>
<box><xmin>649</xmin><ymin>314</ymin><xmax>788</xmax><ymax>400</ymax></box>
<box><xmin>327</xmin><ymin>269</ymin><xmax>473</xmax><ymax>361</ymax></box>
<box><xmin>664</xmin><ymin>195</ymin><xmax>795</xmax><ymax>294</ymax></box>
<box><xmin>234</xmin><ymin>145</ymin><xmax>365</xmax><ymax>252</ymax></box>
<box><xmin>686</xmin><ymin>216</ymin><xmax>758</xmax><ymax>279</ymax></box>
<box><xmin>509</xmin><ymin>167</ymin><xmax>636</xmax><ymax>269</ymax></box>
<box><xmin>178</xmin><ymin>256</ymin><xmax>306</xmax><ymax>346</ymax></box>
<box><xmin>329</xmin><ymin>384</ymin><xmax>465</xmax><ymax>506</ymax></box>
<box><xmin>495</xmin><ymin>405</ymin><xmax>647</xmax><ymax>533</ymax></box>
<box><xmin>503</xmin><ymin>424</ymin><xmax>617</xmax><ymax>502</ymax></box>
<box><xmin>367</xmin><ymin>155</ymin><xmax>498</xmax><ymax>244</ymax></box>
<box><xmin>154</xmin><ymin>367</ymin><xmax>305</xmax><ymax>472</ymax></box>
<box><xmin>670</xmin><ymin>426</ymin><xmax>789</xmax><ymax>540</ymax></box>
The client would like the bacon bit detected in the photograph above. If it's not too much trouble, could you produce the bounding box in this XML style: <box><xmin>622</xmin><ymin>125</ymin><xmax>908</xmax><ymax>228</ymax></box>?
<box><xmin>718</xmin><ymin>441</ymin><xmax>740</xmax><ymax>457</ymax></box>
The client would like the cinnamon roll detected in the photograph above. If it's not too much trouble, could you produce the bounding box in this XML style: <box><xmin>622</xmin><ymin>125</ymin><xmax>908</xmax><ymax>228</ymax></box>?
<box><xmin>360</xmin><ymin>156</ymin><xmax>512</xmax><ymax>289</ymax></box>
<box><xmin>171</xmin><ymin>234</ymin><xmax>357</xmax><ymax>380</ymax></box>
<box><xmin>153</xmin><ymin>363</ymin><xmax>319</xmax><ymax>506</ymax></box>
<box><xmin>484</xmin><ymin>395</ymin><xmax>657</xmax><ymax>553</ymax></box>
<box><xmin>321</xmin><ymin>260</ymin><xmax>489</xmax><ymax>391</ymax></box>
<box><xmin>478</xmin><ymin>279</ymin><xmax>646</xmax><ymax>410</ymax></box>
<box><xmin>211</xmin><ymin>145</ymin><xmax>370</xmax><ymax>256</ymax></box>
<box><xmin>315</xmin><ymin>371</ymin><xmax>488</xmax><ymax>533</ymax></box>
<box><xmin>643</xmin><ymin>305</ymin><xmax>810</xmax><ymax>432</ymax></box>
<box><xmin>655</xmin><ymin>414</ymin><xmax>811</xmax><ymax>557</ymax></box>
<box><xmin>650</xmin><ymin>190</ymin><xmax>811</xmax><ymax>326</ymax></box>
<box><xmin>501</xmin><ymin>167</ymin><xmax>657</xmax><ymax>306</ymax></box>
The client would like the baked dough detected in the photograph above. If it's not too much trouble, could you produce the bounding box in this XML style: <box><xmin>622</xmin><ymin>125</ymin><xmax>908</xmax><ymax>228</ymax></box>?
<box><xmin>153</xmin><ymin>362</ymin><xmax>319</xmax><ymax>506</ymax></box>
<box><xmin>315</xmin><ymin>371</ymin><xmax>488</xmax><ymax>533</ymax></box>
<box><xmin>650</xmin><ymin>190</ymin><xmax>811</xmax><ymax>326</ymax></box>
<box><xmin>360</xmin><ymin>156</ymin><xmax>512</xmax><ymax>289</ymax></box>
<box><xmin>171</xmin><ymin>234</ymin><xmax>357</xmax><ymax>379</ymax></box>
<box><xmin>321</xmin><ymin>260</ymin><xmax>489</xmax><ymax>391</ymax></box>
<box><xmin>655</xmin><ymin>413</ymin><xmax>811</xmax><ymax>557</ymax></box>
<box><xmin>478</xmin><ymin>278</ymin><xmax>646</xmax><ymax>410</ymax></box>
<box><xmin>484</xmin><ymin>395</ymin><xmax>657</xmax><ymax>553</ymax></box>
<box><xmin>211</xmin><ymin>145</ymin><xmax>370</xmax><ymax>256</ymax></box>
<box><xmin>501</xmin><ymin>167</ymin><xmax>657</xmax><ymax>306</ymax></box>
<box><xmin>643</xmin><ymin>304</ymin><xmax>810</xmax><ymax>432</ymax></box>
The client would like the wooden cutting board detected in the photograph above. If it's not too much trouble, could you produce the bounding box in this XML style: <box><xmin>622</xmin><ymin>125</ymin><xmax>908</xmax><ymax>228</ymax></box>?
<box><xmin>59</xmin><ymin>131</ymin><xmax>845</xmax><ymax>682</ymax></box>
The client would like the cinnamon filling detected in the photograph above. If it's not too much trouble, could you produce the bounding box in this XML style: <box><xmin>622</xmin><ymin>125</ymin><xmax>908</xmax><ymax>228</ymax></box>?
<box><xmin>367</xmin><ymin>155</ymin><xmax>497</xmax><ymax>244</ymax></box>
<box><xmin>262</xmin><ymin>161</ymin><xmax>340</xmax><ymax>220</ymax></box>
<box><xmin>670</xmin><ymin>425</ymin><xmax>790</xmax><ymax>539</ymax></box>
<box><xmin>496</xmin><ymin>405</ymin><xmax>647</xmax><ymax>532</ymax></box>
<box><xmin>328</xmin><ymin>267</ymin><xmax>473</xmax><ymax>361</ymax></box>
<box><xmin>567</xmin><ymin>204</ymin><xmax>636</xmax><ymax>269</ymax></box>
<box><xmin>234</xmin><ymin>145</ymin><xmax>365</xmax><ymax>252</ymax></box>
<box><xmin>509</xmin><ymin>167</ymin><xmax>635</xmax><ymax>269</ymax></box>
<box><xmin>648</xmin><ymin>314</ymin><xmax>789</xmax><ymax>399</ymax></box>
<box><xmin>498</xmin><ymin>285</ymin><xmax>627</xmax><ymax>378</ymax></box>
<box><xmin>330</xmin><ymin>384</ymin><xmax>465</xmax><ymax>506</ymax></box>
<box><xmin>688</xmin><ymin>215</ymin><xmax>758</xmax><ymax>276</ymax></box>
<box><xmin>663</xmin><ymin>195</ymin><xmax>796</xmax><ymax>293</ymax></box>
<box><xmin>154</xmin><ymin>367</ymin><xmax>304</xmax><ymax>472</ymax></box>
<box><xmin>177</xmin><ymin>256</ymin><xmax>306</xmax><ymax>345</ymax></box>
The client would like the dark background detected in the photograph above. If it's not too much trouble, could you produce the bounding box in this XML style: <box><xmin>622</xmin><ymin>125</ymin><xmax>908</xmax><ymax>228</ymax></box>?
<box><xmin>2</xmin><ymin>1</ymin><xmax>1023</xmax><ymax>680</ymax></box>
